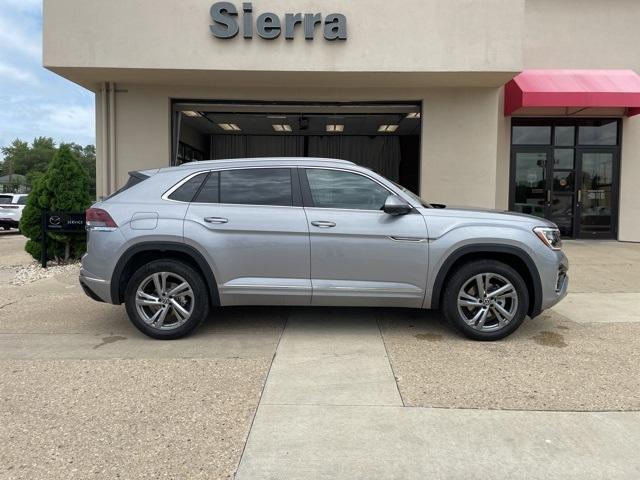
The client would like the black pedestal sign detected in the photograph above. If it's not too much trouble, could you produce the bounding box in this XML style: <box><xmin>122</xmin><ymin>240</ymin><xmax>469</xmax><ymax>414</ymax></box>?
<box><xmin>41</xmin><ymin>211</ymin><xmax>86</xmax><ymax>268</ymax></box>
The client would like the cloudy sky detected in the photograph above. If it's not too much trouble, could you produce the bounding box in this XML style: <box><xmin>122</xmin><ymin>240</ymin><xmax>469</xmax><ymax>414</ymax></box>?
<box><xmin>0</xmin><ymin>0</ymin><xmax>95</xmax><ymax>157</ymax></box>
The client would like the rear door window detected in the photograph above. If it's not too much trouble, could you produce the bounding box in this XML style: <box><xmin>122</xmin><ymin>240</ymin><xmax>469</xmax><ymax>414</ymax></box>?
<box><xmin>194</xmin><ymin>168</ymin><xmax>292</xmax><ymax>206</ymax></box>
<box><xmin>168</xmin><ymin>172</ymin><xmax>208</xmax><ymax>202</ymax></box>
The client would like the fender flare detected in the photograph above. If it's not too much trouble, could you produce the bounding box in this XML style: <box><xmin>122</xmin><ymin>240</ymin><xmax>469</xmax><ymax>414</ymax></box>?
<box><xmin>430</xmin><ymin>243</ymin><xmax>543</xmax><ymax>317</ymax></box>
<box><xmin>110</xmin><ymin>242</ymin><xmax>219</xmax><ymax>306</ymax></box>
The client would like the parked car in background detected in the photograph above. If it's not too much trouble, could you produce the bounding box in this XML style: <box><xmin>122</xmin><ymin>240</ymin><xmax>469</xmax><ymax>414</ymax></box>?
<box><xmin>80</xmin><ymin>158</ymin><xmax>568</xmax><ymax>341</ymax></box>
<box><xmin>0</xmin><ymin>194</ymin><xmax>28</xmax><ymax>230</ymax></box>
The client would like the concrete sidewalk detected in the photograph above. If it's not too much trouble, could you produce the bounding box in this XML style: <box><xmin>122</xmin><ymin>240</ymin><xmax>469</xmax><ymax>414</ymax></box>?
<box><xmin>235</xmin><ymin>306</ymin><xmax>640</xmax><ymax>479</ymax></box>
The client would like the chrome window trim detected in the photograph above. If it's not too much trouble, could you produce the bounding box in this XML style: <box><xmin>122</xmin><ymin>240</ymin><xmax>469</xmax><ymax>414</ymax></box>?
<box><xmin>161</xmin><ymin>165</ymin><xmax>299</xmax><ymax>206</ymax></box>
<box><xmin>161</xmin><ymin>163</ymin><xmax>416</xmax><ymax>208</ymax></box>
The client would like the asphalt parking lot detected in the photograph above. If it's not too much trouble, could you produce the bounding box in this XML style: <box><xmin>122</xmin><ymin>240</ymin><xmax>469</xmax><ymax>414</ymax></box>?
<box><xmin>1</xmin><ymin>231</ymin><xmax>639</xmax><ymax>479</ymax></box>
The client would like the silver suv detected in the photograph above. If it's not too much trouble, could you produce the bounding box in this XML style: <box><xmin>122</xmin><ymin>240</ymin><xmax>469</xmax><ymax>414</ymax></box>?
<box><xmin>80</xmin><ymin>158</ymin><xmax>568</xmax><ymax>340</ymax></box>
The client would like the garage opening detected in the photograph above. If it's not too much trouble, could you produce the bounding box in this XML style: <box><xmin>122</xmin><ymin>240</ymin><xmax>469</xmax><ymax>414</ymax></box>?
<box><xmin>171</xmin><ymin>101</ymin><xmax>422</xmax><ymax>194</ymax></box>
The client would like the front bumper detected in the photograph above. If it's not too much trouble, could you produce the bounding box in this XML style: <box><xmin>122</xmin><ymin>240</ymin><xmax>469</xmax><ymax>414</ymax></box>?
<box><xmin>539</xmin><ymin>252</ymin><xmax>569</xmax><ymax>312</ymax></box>
<box><xmin>79</xmin><ymin>268</ymin><xmax>112</xmax><ymax>303</ymax></box>
<box><xmin>0</xmin><ymin>219</ymin><xmax>19</xmax><ymax>228</ymax></box>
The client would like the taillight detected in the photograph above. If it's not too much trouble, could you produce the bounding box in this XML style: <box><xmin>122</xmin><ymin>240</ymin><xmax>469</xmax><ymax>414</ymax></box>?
<box><xmin>86</xmin><ymin>208</ymin><xmax>118</xmax><ymax>230</ymax></box>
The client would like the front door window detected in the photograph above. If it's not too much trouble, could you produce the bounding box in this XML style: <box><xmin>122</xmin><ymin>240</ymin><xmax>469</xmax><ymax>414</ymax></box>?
<box><xmin>510</xmin><ymin>119</ymin><xmax>620</xmax><ymax>239</ymax></box>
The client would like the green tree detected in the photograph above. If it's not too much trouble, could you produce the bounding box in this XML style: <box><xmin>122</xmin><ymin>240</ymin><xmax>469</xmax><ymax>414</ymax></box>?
<box><xmin>66</xmin><ymin>142</ymin><xmax>97</xmax><ymax>198</ymax></box>
<box><xmin>0</xmin><ymin>139</ymin><xmax>30</xmax><ymax>177</ymax></box>
<box><xmin>1</xmin><ymin>138</ymin><xmax>96</xmax><ymax>198</ymax></box>
<box><xmin>20</xmin><ymin>145</ymin><xmax>92</xmax><ymax>263</ymax></box>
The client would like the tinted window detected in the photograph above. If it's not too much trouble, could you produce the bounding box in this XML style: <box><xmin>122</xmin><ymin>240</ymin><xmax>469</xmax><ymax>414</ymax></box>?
<box><xmin>512</xmin><ymin>126</ymin><xmax>551</xmax><ymax>145</ymax></box>
<box><xmin>169</xmin><ymin>172</ymin><xmax>208</xmax><ymax>202</ymax></box>
<box><xmin>194</xmin><ymin>172</ymin><xmax>219</xmax><ymax>203</ymax></box>
<box><xmin>0</xmin><ymin>196</ymin><xmax>12</xmax><ymax>204</ymax></box>
<box><xmin>219</xmin><ymin>169</ymin><xmax>291</xmax><ymax>206</ymax></box>
<box><xmin>193</xmin><ymin>169</ymin><xmax>292</xmax><ymax>206</ymax></box>
<box><xmin>306</xmin><ymin>169</ymin><xmax>390</xmax><ymax>210</ymax></box>
<box><xmin>106</xmin><ymin>172</ymin><xmax>149</xmax><ymax>200</ymax></box>
<box><xmin>578</xmin><ymin>121</ymin><xmax>617</xmax><ymax>145</ymax></box>
<box><xmin>554</xmin><ymin>126</ymin><xmax>575</xmax><ymax>146</ymax></box>
<box><xmin>17</xmin><ymin>196</ymin><xmax>28</xmax><ymax>205</ymax></box>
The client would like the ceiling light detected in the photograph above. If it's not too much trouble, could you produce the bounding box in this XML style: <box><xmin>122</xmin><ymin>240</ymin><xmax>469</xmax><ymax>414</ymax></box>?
<box><xmin>406</xmin><ymin>112</ymin><xmax>421</xmax><ymax>119</ymax></box>
<box><xmin>218</xmin><ymin>123</ymin><xmax>241</xmax><ymax>131</ymax></box>
<box><xmin>326</xmin><ymin>124</ymin><xmax>345</xmax><ymax>132</ymax></box>
<box><xmin>378</xmin><ymin>124</ymin><xmax>399</xmax><ymax>133</ymax></box>
<box><xmin>272</xmin><ymin>124</ymin><xmax>292</xmax><ymax>132</ymax></box>
<box><xmin>267</xmin><ymin>115</ymin><xmax>287</xmax><ymax>119</ymax></box>
<box><xmin>182</xmin><ymin>111</ymin><xmax>201</xmax><ymax>117</ymax></box>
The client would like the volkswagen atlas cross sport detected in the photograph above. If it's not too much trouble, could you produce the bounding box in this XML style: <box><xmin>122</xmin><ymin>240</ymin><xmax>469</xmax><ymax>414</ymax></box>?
<box><xmin>80</xmin><ymin>158</ymin><xmax>568</xmax><ymax>341</ymax></box>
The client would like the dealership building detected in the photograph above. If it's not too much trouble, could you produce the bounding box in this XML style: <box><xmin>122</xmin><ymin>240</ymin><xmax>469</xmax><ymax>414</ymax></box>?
<box><xmin>44</xmin><ymin>0</ymin><xmax>640</xmax><ymax>241</ymax></box>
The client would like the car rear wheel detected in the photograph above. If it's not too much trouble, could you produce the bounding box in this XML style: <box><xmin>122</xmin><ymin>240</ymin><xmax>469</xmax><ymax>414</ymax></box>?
<box><xmin>442</xmin><ymin>260</ymin><xmax>529</xmax><ymax>341</ymax></box>
<box><xmin>124</xmin><ymin>260</ymin><xmax>210</xmax><ymax>339</ymax></box>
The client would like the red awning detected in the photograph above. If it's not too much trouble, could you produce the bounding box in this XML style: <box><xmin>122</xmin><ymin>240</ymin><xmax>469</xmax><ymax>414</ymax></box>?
<box><xmin>504</xmin><ymin>70</ymin><xmax>640</xmax><ymax>117</ymax></box>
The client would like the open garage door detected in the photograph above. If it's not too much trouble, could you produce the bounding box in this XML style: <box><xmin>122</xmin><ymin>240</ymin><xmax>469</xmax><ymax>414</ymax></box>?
<box><xmin>172</xmin><ymin>101</ymin><xmax>422</xmax><ymax>194</ymax></box>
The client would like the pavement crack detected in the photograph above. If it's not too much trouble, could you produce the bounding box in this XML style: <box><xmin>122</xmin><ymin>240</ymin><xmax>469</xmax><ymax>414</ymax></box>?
<box><xmin>92</xmin><ymin>335</ymin><xmax>127</xmax><ymax>349</ymax></box>
<box><xmin>234</xmin><ymin>307</ymin><xmax>289</xmax><ymax>478</ymax></box>
<box><xmin>376</xmin><ymin>315</ymin><xmax>405</xmax><ymax>407</ymax></box>
<box><xmin>0</xmin><ymin>301</ymin><xmax>17</xmax><ymax>310</ymax></box>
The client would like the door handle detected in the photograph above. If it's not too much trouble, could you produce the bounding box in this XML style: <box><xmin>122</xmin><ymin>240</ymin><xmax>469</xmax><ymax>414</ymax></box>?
<box><xmin>311</xmin><ymin>220</ymin><xmax>336</xmax><ymax>228</ymax></box>
<box><xmin>577</xmin><ymin>189</ymin><xmax>582</xmax><ymax>205</ymax></box>
<box><xmin>204</xmin><ymin>217</ymin><xmax>228</xmax><ymax>224</ymax></box>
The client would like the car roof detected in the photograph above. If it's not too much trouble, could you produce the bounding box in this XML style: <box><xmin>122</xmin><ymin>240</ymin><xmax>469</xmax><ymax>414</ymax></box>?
<box><xmin>160</xmin><ymin>157</ymin><xmax>355</xmax><ymax>173</ymax></box>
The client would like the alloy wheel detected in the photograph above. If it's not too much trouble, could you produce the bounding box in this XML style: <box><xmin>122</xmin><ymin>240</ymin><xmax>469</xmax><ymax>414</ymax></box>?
<box><xmin>135</xmin><ymin>272</ymin><xmax>195</xmax><ymax>330</ymax></box>
<box><xmin>456</xmin><ymin>273</ymin><xmax>518</xmax><ymax>332</ymax></box>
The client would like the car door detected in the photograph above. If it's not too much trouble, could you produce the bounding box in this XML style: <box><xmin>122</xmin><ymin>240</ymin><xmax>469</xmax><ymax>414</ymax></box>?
<box><xmin>301</xmin><ymin>167</ymin><xmax>429</xmax><ymax>308</ymax></box>
<box><xmin>182</xmin><ymin>167</ymin><xmax>311</xmax><ymax>306</ymax></box>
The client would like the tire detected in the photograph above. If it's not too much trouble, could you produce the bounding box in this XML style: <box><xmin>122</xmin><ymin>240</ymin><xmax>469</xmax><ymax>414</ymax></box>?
<box><xmin>124</xmin><ymin>259</ymin><xmax>210</xmax><ymax>339</ymax></box>
<box><xmin>442</xmin><ymin>259</ymin><xmax>529</xmax><ymax>341</ymax></box>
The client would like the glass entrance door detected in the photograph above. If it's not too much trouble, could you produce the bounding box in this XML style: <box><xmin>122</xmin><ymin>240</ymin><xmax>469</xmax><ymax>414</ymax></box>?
<box><xmin>510</xmin><ymin>119</ymin><xmax>621</xmax><ymax>239</ymax></box>
<box><xmin>576</xmin><ymin>150</ymin><xmax>619</xmax><ymax>238</ymax></box>
<box><xmin>512</xmin><ymin>148</ymin><xmax>577</xmax><ymax>237</ymax></box>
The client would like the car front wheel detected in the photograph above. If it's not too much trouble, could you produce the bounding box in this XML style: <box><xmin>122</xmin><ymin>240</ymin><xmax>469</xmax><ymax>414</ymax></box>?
<box><xmin>442</xmin><ymin>260</ymin><xmax>529</xmax><ymax>341</ymax></box>
<box><xmin>124</xmin><ymin>260</ymin><xmax>210</xmax><ymax>339</ymax></box>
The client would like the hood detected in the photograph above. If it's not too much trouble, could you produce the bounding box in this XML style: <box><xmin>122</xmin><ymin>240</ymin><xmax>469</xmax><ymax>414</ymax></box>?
<box><xmin>420</xmin><ymin>204</ymin><xmax>557</xmax><ymax>227</ymax></box>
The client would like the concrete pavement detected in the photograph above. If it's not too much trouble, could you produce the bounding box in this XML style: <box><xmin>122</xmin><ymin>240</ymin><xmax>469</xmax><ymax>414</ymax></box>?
<box><xmin>235</xmin><ymin>240</ymin><xmax>640</xmax><ymax>479</ymax></box>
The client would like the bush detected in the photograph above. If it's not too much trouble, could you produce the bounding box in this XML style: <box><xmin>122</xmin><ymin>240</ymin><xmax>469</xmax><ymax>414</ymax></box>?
<box><xmin>20</xmin><ymin>145</ymin><xmax>92</xmax><ymax>262</ymax></box>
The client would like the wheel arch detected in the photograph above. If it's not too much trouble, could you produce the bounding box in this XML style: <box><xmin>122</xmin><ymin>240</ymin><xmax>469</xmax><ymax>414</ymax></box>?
<box><xmin>110</xmin><ymin>242</ymin><xmax>220</xmax><ymax>307</ymax></box>
<box><xmin>430</xmin><ymin>244</ymin><xmax>543</xmax><ymax>317</ymax></box>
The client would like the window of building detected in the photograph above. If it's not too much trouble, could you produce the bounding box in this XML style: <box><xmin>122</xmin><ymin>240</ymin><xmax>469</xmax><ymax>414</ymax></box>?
<box><xmin>305</xmin><ymin>169</ymin><xmax>390</xmax><ymax>210</ymax></box>
<box><xmin>578</xmin><ymin>121</ymin><xmax>618</xmax><ymax>145</ymax></box>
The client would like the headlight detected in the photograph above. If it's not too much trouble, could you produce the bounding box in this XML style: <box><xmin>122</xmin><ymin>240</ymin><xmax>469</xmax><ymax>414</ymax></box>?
<box><xmin>533</xmin><ymin>227</ymin><xmax>562</xmax><ymax>250</ymax></box>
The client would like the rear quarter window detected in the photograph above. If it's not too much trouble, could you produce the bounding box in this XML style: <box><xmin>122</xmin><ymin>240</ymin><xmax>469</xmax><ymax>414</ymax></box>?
<box><xmin>106</xmin><ymin>172</ymin><xmax>149</xmax><ymax>200</ymax></box>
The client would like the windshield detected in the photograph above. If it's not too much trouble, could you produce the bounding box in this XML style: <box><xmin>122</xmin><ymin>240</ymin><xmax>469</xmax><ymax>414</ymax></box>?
<box><xmin>391</xmin><ymin>182</ymin><xmax>431</xmax><ymax>208</ymax></box>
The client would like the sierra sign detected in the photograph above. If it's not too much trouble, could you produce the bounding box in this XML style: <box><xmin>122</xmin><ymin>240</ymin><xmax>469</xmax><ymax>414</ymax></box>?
<box><xmin>210</xmin><ymin>2</ymin><xmax>347</xmax><ymax>41</ymax></box>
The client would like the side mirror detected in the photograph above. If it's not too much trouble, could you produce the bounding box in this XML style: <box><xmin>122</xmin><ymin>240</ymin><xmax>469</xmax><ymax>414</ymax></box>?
<box><xmin>383</xmin><ymin>195</ymin><xmax>412</xmax><ymax>216</ymax></box>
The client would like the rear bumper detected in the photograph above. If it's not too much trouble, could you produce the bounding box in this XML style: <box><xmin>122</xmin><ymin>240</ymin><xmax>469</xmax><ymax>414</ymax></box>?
<box><xmin>79</xmin><ymin>269</ymin><xmax>112</xmax><ymax>303</ymax></box>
